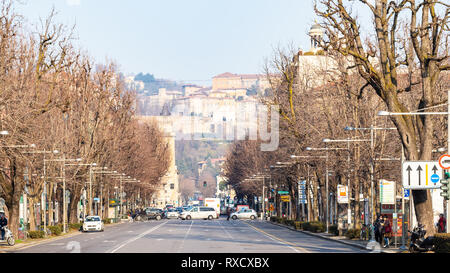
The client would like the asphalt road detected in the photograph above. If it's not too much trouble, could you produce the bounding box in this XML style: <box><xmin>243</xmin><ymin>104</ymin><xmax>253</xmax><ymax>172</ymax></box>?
<box><xmin>8</xmin><ymin>216</ymin><xmax>368</xmax><ymax>253</ymax></box>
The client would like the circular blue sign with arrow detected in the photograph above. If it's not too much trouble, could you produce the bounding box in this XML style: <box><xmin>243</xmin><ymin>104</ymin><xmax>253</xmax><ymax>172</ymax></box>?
<box><xmin>431</xmin><ymin>173</ymin><xmax>440</xmax><ymax>184</ymax></box>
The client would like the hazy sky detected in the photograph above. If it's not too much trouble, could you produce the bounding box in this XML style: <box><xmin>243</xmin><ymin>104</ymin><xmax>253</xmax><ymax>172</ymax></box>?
<box><xmin>17</xmin><ymin>0</ymin><xmax>319</xmax><ymax>84</ymax></box>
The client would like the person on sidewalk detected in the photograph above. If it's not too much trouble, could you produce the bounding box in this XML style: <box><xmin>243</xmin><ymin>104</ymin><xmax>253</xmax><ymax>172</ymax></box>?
<box><xmin>437</xmin><ymin>214</ymin><xmax>446</xmax><ymax>233</ymax></box>
<box><xmin>382</xmin><ymin>219</ymin><xmax>392</xmax><ymax>248</ymax></box>
<box><xmin>0</xmin><ymin>214</ymin><xmax>7</xmax><ymax>240</ymax></box>
<box><xmin>226</xmin><ymin>206</ymin><xmax>232</xmax><ymax>221</ymax></box>
<box><xmin>374</xmin><ymin>215</ymin><xmax>384</xmax><ymax>244</ymax></box>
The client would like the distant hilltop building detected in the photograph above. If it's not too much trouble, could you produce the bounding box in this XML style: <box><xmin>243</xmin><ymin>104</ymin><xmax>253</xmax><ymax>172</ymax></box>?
<box><xmin>212</xmin><ymin>72</ymin><xmax>270</xmax><ymax>94</ymax></box>
<box><xmin>308</xmin><ymin>22</ymin><xmax>324</xmax><ymax>54</ymax></box>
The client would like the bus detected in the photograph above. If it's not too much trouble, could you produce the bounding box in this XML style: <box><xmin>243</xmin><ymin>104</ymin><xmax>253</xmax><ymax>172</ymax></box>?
<box><xmin>204</xmin><ymin>198</ymin><xmax>220</xmax><ymax>218</ymax></box>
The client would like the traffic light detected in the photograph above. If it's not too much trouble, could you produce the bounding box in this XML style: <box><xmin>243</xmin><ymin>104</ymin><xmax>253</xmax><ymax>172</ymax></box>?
<box><xmin>203</xmin><ymin>181</ymin><xmax>207</xmax><ymax>188</ymax></box>
<box><xmin>440</xmin><ymin>172</ymin><xmax>450</xmax><ymax>200</ymax></box>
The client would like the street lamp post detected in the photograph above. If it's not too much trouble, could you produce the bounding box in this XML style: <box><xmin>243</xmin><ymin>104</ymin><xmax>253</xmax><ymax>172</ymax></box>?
<box><xmin>304</xmin><ymin>146</ymin><xmax>348</xmax><ymax>233</ymax></box>
<box><xmin>65</xmin><ymin>162</ymin><xmax>97</xmax><ymax>217</ymax></box>
<box><xmin>344</xmin><ymin>126</ymin><xmax>397</xmax><ymax>227</ymax></box>
<box><xmin>290</xmin><ymin>155</ymin><xmax>328</xmax><ymax>222</ymax></box>
<box><xmin>45</xmin><ymin>156</ymin><xmax>82</xmax><ymax>233</ymax></box>
<box><xmin>323</xmin><ymin>138</ymin><xmax>371</xmax><ymax>229</ymax></box>
<box><xmin>22</xmin><ymin>148</ymin><xmax>60</xmax><ymax>235</ymax></box>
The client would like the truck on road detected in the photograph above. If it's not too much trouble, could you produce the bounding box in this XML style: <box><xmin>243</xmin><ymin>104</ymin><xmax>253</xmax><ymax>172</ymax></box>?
<box><xmin>204</xmin><ymin>198</ymin><xmax>220</xmax><ymax>218</ymax></box>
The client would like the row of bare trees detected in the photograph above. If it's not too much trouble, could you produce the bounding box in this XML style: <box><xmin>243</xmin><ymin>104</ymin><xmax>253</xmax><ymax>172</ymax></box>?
<box><xmin>223</xmin><ymin>0</ymin><xmax>448</xmax><ymax>235</ymax></box>
<box><xmin>0</xmin><ymin>1</ymin><xmax>170</xmax><ymax>238</ymax></box>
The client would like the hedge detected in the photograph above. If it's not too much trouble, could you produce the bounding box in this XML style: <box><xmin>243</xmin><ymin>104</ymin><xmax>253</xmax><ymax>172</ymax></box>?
<box><xmin>48</xmin><ymin>225</ymin><xmax>62</xmax><ymax>236</ymax></box>
<box><xmin>69</xmin><ymin>223</ymin><xmax>83</xmax><ymax>230</ymax></box>
<box><xmin>303</xmin><ymin>221</ymin><xmax>326</xmax><ymax>233</ymax></box>
<box><xmin>329</xmin><ymin>225</ymin><xmax>339</xmax><ymax>235</ymax></box>
<box><xmin>434</xmin><ymin>233</ymin><xmax>450</xmax><ymax>253</ymax></box>
<box><xmin>345</xmin><ymin>228</ymin><xmax>361</xmax><ymax>239</ymax></box>
<box><xmin>28</xmin><ymin>230</ymin><xmax>45</xmax><ymax>239</ymax></box>
<box><xmin>294</xmin><ymin>221</ymin><xmax>305</xmax><ymax>230</ymax></box>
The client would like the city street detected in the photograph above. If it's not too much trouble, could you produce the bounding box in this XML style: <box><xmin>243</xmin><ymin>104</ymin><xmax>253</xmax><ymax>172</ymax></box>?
<box><xmin>7</xmin><ymin>217</ymin><xmax>368</xmax><ymax>253</ymax></box>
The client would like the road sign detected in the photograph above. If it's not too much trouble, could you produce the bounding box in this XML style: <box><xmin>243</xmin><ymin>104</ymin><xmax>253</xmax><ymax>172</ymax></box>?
<box><xmin>280</xmin><ymin>195</ymin><xmax>290</xmax><ymax>202</ymax></box>
<box><xmin>402</xmin><ymin>161</ymin><xmax>443</xmax><ymax>189</ymax></box>
<box><xmin>404</xmin><ymin>189</ymin><xmax>410</xmax><ymax>198</ymax></box>
<box><xmin>278</xmin><ymin>191</ymin><xmax>289</xmax><ymax>195</ymax></box>
<box><xmin>337</xmin><ymin>185</ymin><xmax>348</xmax><ymax>203</ymax></box>
<box><xmin>380</xmin><ymin>180</ymin><xmax>395</xmax><ymax>205</ymax></box>
<box><xmin>439</xmin><ymin>154</ymin><xmax>450</xmax><ymax>169</ymax></box>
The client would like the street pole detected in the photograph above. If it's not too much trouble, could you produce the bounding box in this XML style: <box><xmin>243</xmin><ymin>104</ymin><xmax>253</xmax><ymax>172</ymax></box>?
<box><xmin>120</xmin><ymin>175</ymin><xmax>123</xmax><ymax>219</ymax></box>
<box><xmin>262</xmin><ymin>176</ymin><xmax>265</xmax><ymax>220</ymax></box>
<box><xmin>370</xmin><ymin>125</ymin><xmax>375</xmax><ymax>226</ymax></box>
<box><xmin>347</xmin><ymin>138</ymin><xmax>351</xmax><ymax>229</ymax></box>
<box><xmin>307</xmin><ymin>164</ymin><xmax>311</xmax><ymax>222</ymax></box>
<box><xmin>447</xmin><ymin>89</ymin><xmax>450</xmax><ymax>233</ymax></box>
<box><xmin>400</xmin><ymin>145</ymin><xmax>407</xmax><ymax>250</ymax></box>
<box><xmin>326</xmin><ymin>147</ymin><xmax>329</xmax><ymax>233</ymax></box>
<box><xmin>62</xmin><ymin>154</ymin><xmax>66</xmax><ymax>234</ymax></box>
<box><xmin>43</xmin><ymin>151</ymin><xmax>46</xmax><ymax>235</ymax></box>
<box><xmin>89</xmin><ymin>165</ymin><xmax>93</xmax><ymax>216</ymax></box>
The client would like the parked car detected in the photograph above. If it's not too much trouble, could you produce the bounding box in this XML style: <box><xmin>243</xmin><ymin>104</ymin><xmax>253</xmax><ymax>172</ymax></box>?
<box><xmin>166</xmin><ymin>208</ymin><xmax>179</xmax><ymax>219</ymax></box>
<box><xmin>82</xmin><ymin>216</ymin><xmax>105</xmax><ymax>232</ymax></box>
<box><xmin>144</xmin><ymin>207</ymin><xmax>165</xmax><ymax>220</ymax></box>
<box><xmin>180</xmin><ymin>206</ymin><xmax>218</xmax><ymax>220</ymax></box>
<box><xmin>230</xmin><ymin>209</ymin><xmax>257</xmax><ymax>220</ymax></box>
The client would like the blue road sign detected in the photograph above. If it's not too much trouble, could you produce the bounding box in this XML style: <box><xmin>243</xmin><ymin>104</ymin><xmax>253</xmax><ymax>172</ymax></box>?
<box><xmin>431</xmin><ymin>173</ymin><xmax>440</xmax><ymax>184</ymax></box>
<box><xmin>404</xmin><ymin>189</ymin><xmax>410</xmax><ymax>198</ymax></box>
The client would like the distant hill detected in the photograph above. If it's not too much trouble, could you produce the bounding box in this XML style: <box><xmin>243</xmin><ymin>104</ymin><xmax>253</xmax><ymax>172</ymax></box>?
<box><xmin>134</xmin><ymin>72</ymin><xmax>184</xmax><ymax>95</ymax></box>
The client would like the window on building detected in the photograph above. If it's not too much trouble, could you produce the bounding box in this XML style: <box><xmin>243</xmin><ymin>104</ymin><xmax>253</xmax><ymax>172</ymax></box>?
<box><xmin>170</xmin><ymin>183</ymin><xmax>174</xmax><ymax>190</ymax></box>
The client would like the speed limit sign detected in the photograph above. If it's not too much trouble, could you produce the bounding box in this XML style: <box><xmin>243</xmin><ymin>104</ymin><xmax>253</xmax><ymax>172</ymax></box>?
<box><xmin>439</xmin><ymin>154</ymin><xmax>450</xmax><ymax>170</ymax></box>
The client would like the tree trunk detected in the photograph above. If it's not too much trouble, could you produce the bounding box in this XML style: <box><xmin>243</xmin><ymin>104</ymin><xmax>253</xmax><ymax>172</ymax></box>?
<box><xmin>28</xmin><ymin>198</ymin><xmax>37</xmax><ymax>231</ymax></box>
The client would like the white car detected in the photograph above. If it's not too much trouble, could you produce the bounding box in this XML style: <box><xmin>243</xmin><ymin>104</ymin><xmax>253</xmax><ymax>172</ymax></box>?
<box><xmin>180</xmin><ymin>206</ymin><xmax>217</xmax><ymax>220</ymax></box>
<box><xmin>82</xmin><ymin>216</ymin><xmax>104</xmax><ymax>232</ymax></box>
<box><xmin>231</xmin><ymin>209</ymin><xmax>257</xmax><ymax>220</ymax></box>
<box><xmin>166</xmin><ymin>208</ymin><xmax>179</xmax><ymax>219</ymax></box>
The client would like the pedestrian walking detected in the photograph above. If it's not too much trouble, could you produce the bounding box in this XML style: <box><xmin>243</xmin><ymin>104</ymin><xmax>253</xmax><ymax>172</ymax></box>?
<box><xmin>226</xmin><ymin>206</ymin><xmax>232</xmax><ymax>221</ymax></box>
<box><xmin>382</xmin><ymin>219</ymin><xmax>392</xmax><ymax>248</ymax></box>
<box><xmin>437</xmin><ymin>214</ymin><xmax>446</xmax><ymax>233</ymax></box>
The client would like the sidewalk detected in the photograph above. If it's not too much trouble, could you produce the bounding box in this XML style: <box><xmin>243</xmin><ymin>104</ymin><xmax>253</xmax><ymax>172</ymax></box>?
<box><xmin>0</xmin><ymin>221</ymin><xmax>126</xmax><ymax>252</ymax></box>
<box><xmin>267</xmin><ymin>221</ymin><xmax>408</xmax><ymax>253</ymax></box>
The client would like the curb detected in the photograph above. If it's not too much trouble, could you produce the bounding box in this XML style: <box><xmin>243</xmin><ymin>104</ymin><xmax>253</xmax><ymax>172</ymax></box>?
<box><xmin>266</xmin><ymin>221</ymin><xmax>401</xmax><ymax>253</ymax></box>
<box><xmin>0</xmin><ymin>221</ymin><xmax>126</xmax><ymax>252</ymax></box>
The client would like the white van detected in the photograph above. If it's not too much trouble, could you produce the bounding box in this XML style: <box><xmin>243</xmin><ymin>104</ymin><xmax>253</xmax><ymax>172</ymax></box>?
<box><xmin>180</xmin><ymin>206</ymin><xmax>218</xmax><ymax>220</ymax></box>
<box><xmin>204</xmin><ymin>198</ymin><xmax>220</xmax><ymax>218</ymax></box>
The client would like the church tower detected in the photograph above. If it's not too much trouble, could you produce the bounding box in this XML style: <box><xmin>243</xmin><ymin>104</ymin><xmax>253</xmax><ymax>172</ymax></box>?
<box><xmin>308</xmin><ymin>21</ymin><xmax>324</xmax><ymax>54</ymax></box>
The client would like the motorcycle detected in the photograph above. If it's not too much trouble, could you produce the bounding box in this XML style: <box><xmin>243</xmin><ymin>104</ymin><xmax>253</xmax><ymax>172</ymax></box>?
<box><xmin>0</xmin><ymin>226</ymin><xmax>15</xmax><ymax>246</ymax></box>
<box><xmin>408</xmin><ymin>224</ymin><xmax>435</xmax><ymax>253</ymax></box>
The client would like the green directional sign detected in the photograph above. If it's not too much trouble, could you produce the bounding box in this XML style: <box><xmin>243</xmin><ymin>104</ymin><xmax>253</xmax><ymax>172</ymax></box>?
<box><xmin>278</xmin><ymin>191</ymin><xmax>289</xmax><ymax>195</ymax></box>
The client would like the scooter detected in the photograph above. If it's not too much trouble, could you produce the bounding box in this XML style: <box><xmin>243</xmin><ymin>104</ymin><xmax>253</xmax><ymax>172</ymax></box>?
<box><xmin>408</xmin><ymin>224</ymin><xmax>435</xmax><ymax>253</ymax></box>
<box><xmin>0</xmin><ymin>226</ymin><xmax>15</xmax><ymax>246</ymax></box>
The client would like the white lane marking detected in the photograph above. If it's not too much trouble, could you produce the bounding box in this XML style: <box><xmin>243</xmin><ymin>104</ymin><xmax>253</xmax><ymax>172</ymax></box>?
<box><xmin>218</xmin><ymin>219</ymin><xmax>234</xmax><ymax>240</ymax></box>
<box><xmin>177</xmin><ymin>220</ymin><xmax>193</xmax><ymax>253</ymax></box>
<box><xmin>108</xmin><ymin>221</ymin><xmax>168</xmax><ymax>253</ymax></box>
<box><xmin>244</xmin><ymin>222</ymin><xmax>305</xmax><ymax>253</ymax></box>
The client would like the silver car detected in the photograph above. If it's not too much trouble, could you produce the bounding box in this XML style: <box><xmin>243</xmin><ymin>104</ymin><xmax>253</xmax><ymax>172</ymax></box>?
<box><xmin>231</xmin><ymin>209</ymin><xmax>257</xmax><ymax>220</ymax></box>
<box><xmin>166</xmin><ymin>208</ymin><xmax>179</xmax><ymax>219</ymax></box>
